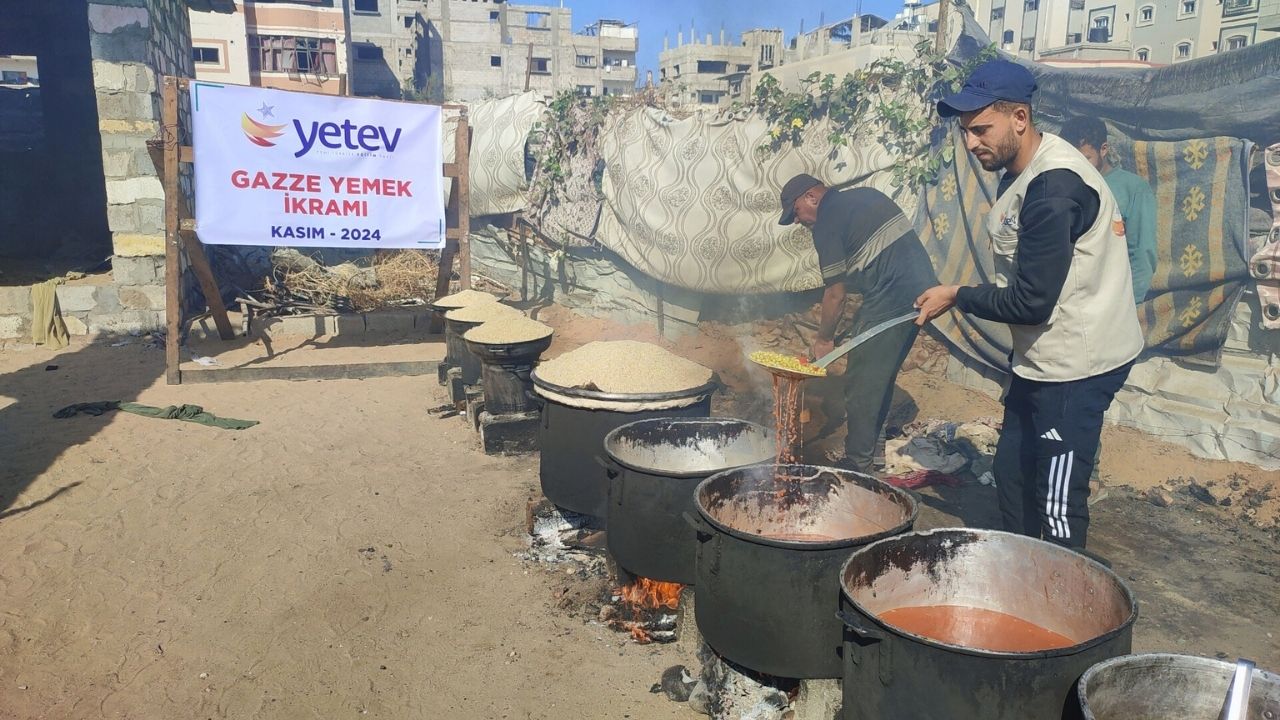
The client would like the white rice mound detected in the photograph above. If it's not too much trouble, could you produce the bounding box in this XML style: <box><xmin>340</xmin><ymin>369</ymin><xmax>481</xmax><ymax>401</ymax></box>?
<box><xmin>445</xmin><ymin>302</ymin><xmax>524</xmax><ymax>324</ymax></box>
<box><xmin>536</xmin><ymin>340</ymin><xmax>713</xmax><ymax>395</ymax></box>
<box><xmin>465</xmin><ymin>316</ymin><xmax>554</xmax><ymax>344</ymax></box>
<box><xmin>434</xmin><ymin>289</ymin><xmax>499</xmax><ymax>309</ymax></box>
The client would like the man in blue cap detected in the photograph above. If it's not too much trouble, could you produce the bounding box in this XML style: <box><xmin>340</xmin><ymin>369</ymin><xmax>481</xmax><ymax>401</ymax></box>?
<box><xmin>778</xmin><ymin>174</ymin><xmax>937</xmax><ymax>476</ymax></box>
<box><xmin>913</xmin><ymin>59</ymin><xmax>1144</xmax><ymax>549</ymax></box>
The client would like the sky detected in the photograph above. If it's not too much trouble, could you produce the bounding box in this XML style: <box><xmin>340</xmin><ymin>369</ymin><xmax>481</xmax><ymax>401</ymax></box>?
<box><xmin>516</xmin><ymin>0</ymin><xmax>910</xmax><ymax>80</ymax></box>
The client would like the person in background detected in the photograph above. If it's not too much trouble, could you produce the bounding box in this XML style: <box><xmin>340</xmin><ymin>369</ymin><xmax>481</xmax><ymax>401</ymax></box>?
<box><xmin>778</xmin><ymin>173</ymin><xmax>938</xmax><ymax>476</ymax></box>
<box><xmin>914</xmin><ymin>60</ymin><xmax>1144</xmax><ymax>550</ymax></box>
<box><xmin>1059</xmin><ymin>116</ymin><xmax>1157</xmax><ymax>304</ymax></box>
<box><xmin>1060</xmin><ymin>115</ymin><xmax>1157</xmax><ymax>503</ymax></box>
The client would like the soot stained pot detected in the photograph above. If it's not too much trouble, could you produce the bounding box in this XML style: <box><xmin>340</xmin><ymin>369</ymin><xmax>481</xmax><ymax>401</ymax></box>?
<box><xmin>602</xmin><ymin>418</ymin><xmax>774</xmax><ymax>585</ymax></box>
<box><xmin>688</xmin><ymin>463</ymin><xmax>917</xmax><ymax>679</ymax></box>
<box><xmin>1079</xmin><ymin>654</ymin><xmax>1280</xmax><ymax>720</ymax></box>
<box><xmin>838</xmin><ymin>528</ymin><xmax>1138</xmax><ymax>720</ymax></box>
<box><xmin>531</xmin><ymin>370</ymin><xmax>717</xmax><ymax>520</ymax></box>
<box><xmin>465</xmin><ymin>335</ymin><xmax>554</xmax><ymax>415</ymax></box>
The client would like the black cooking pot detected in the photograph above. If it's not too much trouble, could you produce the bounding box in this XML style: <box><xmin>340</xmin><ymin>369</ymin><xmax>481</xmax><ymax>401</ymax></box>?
<box><xmin>1079</xmin><ymin>654</ymin><xmax>1280</xmax><ymax>720</ymax></box>
<box><xmin>465</xmin><ymin>335</ymin><xmax>553</xmax><ymax>415</ymax></box>
<box><xmin>838</xmin><ymin>528</ymin><xmax>1138</xmax><ymax>720</ymax></box>
<box><xmin>443</xmin><ymin>317</ymin><xmax>486</xmax><ymax>385</ymax></box>
<box><xmin>688</xmin><ymin>463</ymin><xmax>917</xmax><ymax>679</ymax></box>
<box><xmin>530</xmin><ymin>370</ymin><xmax>717</xmax><ymax>520</ymax></box>
<box><xmin>602</xmin><ymin>418</ymin><xmax>774</xmax><ymax>585</ymax></box>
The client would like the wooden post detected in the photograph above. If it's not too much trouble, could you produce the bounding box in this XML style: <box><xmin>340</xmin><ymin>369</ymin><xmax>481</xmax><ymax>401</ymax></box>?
<box><xmin>456</xmin><ymin>114</ymin><xmax>471</xmax><ymax>290</ymax></box>
<box><xmin>519</xmin><ymin>218</ymin><xmax>530</xmax><ymax>302</ymax></box>
<box><xmin>524</xmin><ymin>43</ymin><xmax>534</xmax><ymax>92</ymax></box>
<box><xmin>163</xmin><ymin>77</ymin><xmax>182</xmax><ymax>385</ymax></box>
<box><xmin>935</xmin><ymin>0</ymin><xmax>950</xmax><ymax>54</ymax></box>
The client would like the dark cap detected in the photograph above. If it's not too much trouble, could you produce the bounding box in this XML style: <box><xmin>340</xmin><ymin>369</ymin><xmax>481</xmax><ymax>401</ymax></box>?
<box><xmin>936</xmin><ymin>59</ymin><xmax>1037</xmax><ymax>118</ymax></box>
<box><xmin>778</xmin><ymin>173</ymin><xmax>822</xmax><ymax>226</ymax></box>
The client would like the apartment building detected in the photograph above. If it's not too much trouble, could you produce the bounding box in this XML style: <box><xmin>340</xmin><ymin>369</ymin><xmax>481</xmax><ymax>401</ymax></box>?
<box><xmin>346</xmin><ymin>0</ymin><xmax>430</xmax><ymax>99</ymax></box>
<box><xmin>658</xmin><ymin>28</ymin><xmax>784</xmax><ymax>107</ymax></box>
<box><xmin>190</xmin><ymin>1</ymin><xmax>348</xmax><ymax>94</ymax></box>
<box><xmin>973</xmin><ymin>0</ymin><xmax>1277</xmax><ymax>65</ymax></box>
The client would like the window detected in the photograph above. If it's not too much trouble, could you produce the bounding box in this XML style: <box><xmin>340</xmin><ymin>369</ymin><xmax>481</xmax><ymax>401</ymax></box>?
<box><xmin>403</xmin><ymin>16</ymin><xmax>413</xmax><ymax>28</ymax></box>
<box><xmin>1227</xmin><ymin>34</ymin><xmax>1248</xmax><ymax>49</ymax></box>
<box><xmin>1176</xmin><ymin>41</ymin><xmax>1192</xmax><ymax>58</ymax></box>
<box><xmin>531</xmin><ymin>57</ymin><xmax>550</xmax><ymax>74</ymax></box>
<box><xmin>1067</xmin><ymin>32</ymin><xmax>1082</xmax><ymax>44</ymax></box>
<box><xmin>353</xmin><ymin>0</ymin><xmax>378</xmax><ymax>12</ymax></box>
<box><xmin>1025</xmin><ymin>0</ymin><xmax>1039</xmax><ymax>10</ymax></box>
<box><xmin>248</xmin><ymin>35</ymin><xmax>338</xmax><ymax>74</ymax></box>
<box><xmin>699</xmin><ymin>92</ymin><xmax>719</xmax><ymax>104</ymax></box>
<box><xmin>1094</xmin><ymin>16</ymin><xmax>1110</xmax><ymax>28</ymax></box>
<box><xmin>489</xmin><ymin>10</ymin><xmax>499</xmax><ymax>21</ymax></box>
<box><xmin>1136</xmin><ymin>47</ymin><xmax>1150</xmax><ymax>61</ymax></box>
<box><xmin>696</xmin><ymin>60</ymin><xmax>728</xmax><ymax>74</ymax></box>
<box><xmin>526</xmin><ymin>11</ymin><xmax>549</xmax><ymax>29</ymax></box>
<box><xmin>192</xmin><ymin>46</ymin><xmax>220</xmax><ymax>64</ymax></box>
<box><xmin>490</xmin><ymin>55</ymin><xmax>501</xmax><ymax>67</ymax></box>
<box><xmin>1</xmin><ymin>70</ymin><xmax>29</xmax><ymax>84</ymax></box>
<box><xmin>760</xmin><ymin>45</ymin><xmax>774</xmax><ymax>66</ymax></box>
<box><xmin>354</xmin><ymin>44</ymin><xmax>383</xmax><ymax>61</ymax></box>
<box><xmin>1138</xmin><ymin>5</ymin><xmax>1154</xmax><ymax>24</ymax></box>
<box><xmin>1180</xmin><ymin>0</ymin><xmax>1197</xmax><ymax>15</ymax></box>
<box><xmin>1223</xmin><ymin>0</ymin><xmax>1257</xmax><ymax>16</ymax></box>
<box><xmin>1003</xmin><ymin>29</ymin><xmax>1015</xmax><ymax>44</ymax></box>
<box><xmin>992</xmin><ymin>6</ymin><xmax>1005</xmax><ymax>20</ymax></box>
<box><xmin>576</xmin><ymin>85</ymin><xmax>594</xmax><ymax>96</ymax></box>
<box><xmin>575</xmin><ymin>54</ymin><xmax>597</xmax><ymax>67</ymax></box>
<box><xmin>1020</xmin><ymin>37</ymin><xmax>1036</xmax><ymax>51</ymax></box>
<box><xmin>737</xmin><ymin>64</ymin><xmax>750</xmax><ymax>72</ymax></box>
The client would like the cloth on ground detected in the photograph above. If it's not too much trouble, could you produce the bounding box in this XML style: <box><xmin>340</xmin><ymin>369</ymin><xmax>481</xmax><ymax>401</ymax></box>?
<box><xmin>883</xmin><ymin>469</ymin><xmax>964</xmax><ymax>490</ymax></box>
<box><xmin>30</xmin><ymin>278</ymin><xmax>69</xmax><ymax>349</ymax></box>
<box><xmin>53</xmin><ymin>401</ymin><xmax>259</xmax><ymax>430</ymax></box>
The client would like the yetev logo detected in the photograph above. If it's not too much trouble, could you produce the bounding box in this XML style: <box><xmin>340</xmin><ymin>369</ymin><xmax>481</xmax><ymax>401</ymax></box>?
<box><xmin>242</xmin><ymin>102</ymin><xmax>286</xmax><ymax>147</ymax></box>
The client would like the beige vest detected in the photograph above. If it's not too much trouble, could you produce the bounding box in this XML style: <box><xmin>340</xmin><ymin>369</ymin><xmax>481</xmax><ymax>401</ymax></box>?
<box><xmin>987</xmin><ymin>133</ymin><xmax>1144</xmax><ymax>382</ymax></box>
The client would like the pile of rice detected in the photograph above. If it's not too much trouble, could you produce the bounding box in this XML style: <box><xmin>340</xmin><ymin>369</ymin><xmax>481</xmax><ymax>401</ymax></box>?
<box><xmin>444</xmin><ymin>302</ymin><xmax>524</xmax><ymax>324</ymax></box>
<box><xmin>434</xmin><ymin>289</ymin><xmax>498</xmax><ymax>309</ymax></box>
<box><xmin>465</xmin><ymin>316</ymin><xmax>554</xmax><ymax>344</ymax></box>
<box><xmin>536</xmin><ymin>341</ymin><xmax>713</xmax><ymax>394</ymax></box>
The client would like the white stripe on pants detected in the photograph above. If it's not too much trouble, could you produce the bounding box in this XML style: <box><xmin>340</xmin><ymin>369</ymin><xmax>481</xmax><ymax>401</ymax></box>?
<box><xmin>1046</xmin><ymin>451</ymin><xmax>1074</xmax><ymax>539</ymax></box>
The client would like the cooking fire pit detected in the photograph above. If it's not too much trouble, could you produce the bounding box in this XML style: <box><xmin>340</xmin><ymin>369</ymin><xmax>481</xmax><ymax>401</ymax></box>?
<box><xmin>688</xmin><ymin>462</ymin><xmax>917</xmax><ymax>679</ymax></box>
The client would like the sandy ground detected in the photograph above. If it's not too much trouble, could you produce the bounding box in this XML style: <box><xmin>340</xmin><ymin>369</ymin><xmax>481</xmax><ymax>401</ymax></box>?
<box><xmin>1</xmin><ymin>308</ymin><xmax>1278</xmax><ymax>719</ymax></box>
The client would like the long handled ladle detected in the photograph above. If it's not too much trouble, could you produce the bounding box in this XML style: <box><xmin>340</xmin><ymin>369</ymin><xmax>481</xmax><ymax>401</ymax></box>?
<box><xmin>1219</xmin><ymin>658</ymin><xmax>1255</xmax><ymax>720</ymax></box>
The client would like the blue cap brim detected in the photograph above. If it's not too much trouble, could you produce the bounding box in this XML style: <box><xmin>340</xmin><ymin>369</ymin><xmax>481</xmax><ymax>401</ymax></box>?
<box><xmin>937</xmin><ymin>89</ymin><xmax>997</xmax><ymax>118</ymax></box>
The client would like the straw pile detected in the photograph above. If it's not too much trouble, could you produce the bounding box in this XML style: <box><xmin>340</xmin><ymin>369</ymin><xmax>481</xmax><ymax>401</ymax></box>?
<box><xmin>537</xmin><ymin>341</ymin><xmax>712</xmax><ymax>394</ymax></box>
<box><xmin>465</xmin><ymin>316</ymin><xmax>553</xmax><ymax>344</ymax></box>
<box><xmin>444</xmin><ymin>302</ymin><xmax>523</xmax><ymax>324</ymax></box>
<box><xmin>271</xmin><ymin>250</ymin><xmax>439</xmax><ymax>313</ymax></box>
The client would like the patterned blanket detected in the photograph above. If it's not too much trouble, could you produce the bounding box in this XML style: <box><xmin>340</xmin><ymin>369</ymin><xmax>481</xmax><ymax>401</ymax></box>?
<box><xmin>444</xmin><ymin>92</ymin><xmax>542</xmax><ymax>216</ymax></box>
<box><xmin>917</xmin><ymin>127</ymin><xmax>1252</xmax><ymax>371</ymax></box>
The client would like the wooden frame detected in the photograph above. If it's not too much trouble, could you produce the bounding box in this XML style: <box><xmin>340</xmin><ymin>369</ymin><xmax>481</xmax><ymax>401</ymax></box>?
<box><xmin>154</xmin><ymin>76</ymin><xmax>470</xmax><ymax>384</ymax></box>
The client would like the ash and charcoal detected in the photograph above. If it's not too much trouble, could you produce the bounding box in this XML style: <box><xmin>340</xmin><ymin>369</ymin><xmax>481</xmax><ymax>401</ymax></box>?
<box><xmin>674</xmin><ymin>643</ymin><xmax>798</xmax><ymax>720</ymax></box>
<box><xmin>598</xmin><ymin>599</ymin><xmax>679</xmax><ymax>644</ymax></box>
<box><xmin>516</xmin><ymin>499</ymin><xmax>607</xmax><ymax>574</ymax></box>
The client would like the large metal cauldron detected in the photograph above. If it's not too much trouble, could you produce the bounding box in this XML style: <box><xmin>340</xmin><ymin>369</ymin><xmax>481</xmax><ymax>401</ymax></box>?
<box><xmin>531</xmin><ymin>370</ymin><xmax>716</xmax><ymax>520</ymax></box>
<box><xmin>688</xmin><ymin>463</ymin><xmax>917</xmax><ymax>679</ymax></box>
<box><xmin>838</xmin><ymin>529</ymin><xmax>1138</xmax><ymax>720</ymax></box>
<box><xmin>602</xmin><ymin>418</ymin><xmax>774</xmax><ymax>585</ymax></box>
<box><xmin>1079</xmin><ymin>654</ymin><xmax>1280</xmax><ymax>720</ymax></box>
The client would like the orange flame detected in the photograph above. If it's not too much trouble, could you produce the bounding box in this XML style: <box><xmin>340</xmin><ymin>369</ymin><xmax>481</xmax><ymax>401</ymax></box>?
<box><xmin>616</xmin><ymin>577</ymin><xmax>682</xmax><ymax>611</ymax></box>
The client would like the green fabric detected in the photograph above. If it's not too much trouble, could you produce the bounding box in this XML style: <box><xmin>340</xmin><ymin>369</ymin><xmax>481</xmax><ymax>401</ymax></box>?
<box><xmin>30</xmin><ymin>278</ymin><xmax>69</xmax><ymax>349</ymax></box>
<box><xmin>1105</xmin><ymin>167</ymin><xmax>1158</xmax><ymax>304</ymax></box>
<box><xmin>53</xmin><ymin>401</ymin><xmax>259</xmax><ymax>430</ymax></box>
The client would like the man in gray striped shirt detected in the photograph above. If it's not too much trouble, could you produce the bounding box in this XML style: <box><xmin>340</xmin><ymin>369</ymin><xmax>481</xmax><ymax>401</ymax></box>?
<box><xmin>780</xmin><ymin>173</ymin><xmax>939</xmax><ymax>474</ymax></box>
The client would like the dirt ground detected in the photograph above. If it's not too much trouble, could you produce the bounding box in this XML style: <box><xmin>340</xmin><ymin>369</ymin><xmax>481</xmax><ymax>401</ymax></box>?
<box><xmin>1</xmin><ymin>309</ymin><xmax>1277</xmax><ymax>719</ymax></box>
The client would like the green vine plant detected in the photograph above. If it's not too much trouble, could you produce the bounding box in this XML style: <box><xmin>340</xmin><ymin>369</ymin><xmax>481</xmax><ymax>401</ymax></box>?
<box><xmin>528</xmin><ymin>90</ymin><xmax>618</xmax><ymax>213</ymax></box>
<box><xmin>752</xmin><ymin>38</ymin><xmax>998</xmax><ymax>190</ymax></box>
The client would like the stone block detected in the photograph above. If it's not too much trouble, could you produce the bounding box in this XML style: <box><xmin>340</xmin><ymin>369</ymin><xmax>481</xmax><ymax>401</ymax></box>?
<box><xmin>87</xmin><ymin>310</ymin><xmax>162</xmax><ymax>336</ymax></box>
<box><xmin>135</xmin><ymin>200</ymin><xmax>164</xmax><ymax>234</ymax></box>
<box><xmin>56</xmin><ymin>285</ymin><xmax>99</xmax><ymax>313</ymax></box>
<box><xmin>326</xmin><ymin>313</ymin><xmax>365</xmax><ymax>336</ymax></box>
<box><xmin>92</xmin><ymin>60</ymin><xmax>126</xmax><ymax>91</ymax></box>
<box><xmin>102</xmin><ymin>150</ymin><xmax>133</xmax><ymax>178</ymax></box>
<box><xmin>124</xmin><ymin>63</ymin><xmax>156</xmax><ymax>93</ymax></box>
<box><xmin>64</xmin><ymin>315</ymin><xmax>89</xmax><ymax>336</ymax></box>
<box><xmin>94</xmin><ymin>286</ymin><xmax>122</xmax><ymax>314</ymax></box>
<box><xmin>364</xmin><ymin>310</ymin><xmax>416</xmax><ymax>335</ymax></box>
<box><xmin>119</xmin><ymin>286</ymin><xmax>150</xmax><ymax>310</ymax></box>
<box><xmin>113</xmin><ymin>233</ymin><xmax>165</xmax><ymax>258</ymax></box>
<box><xmin>0</xmin><ymin>286</ymin><xmax>30</xmax><ymax>315</ymax></box>
<box><xmin>106</xmin><ymin>203</ymin><xmax>137</xmax><ymax>230</ymax></box>
<box><xmin>112</xmin><ymin>255</ymin><xmax>161</xmax><ymax>285</ymax></box>
<box><xmin>0</xmin><ymin>315</ymin><xmax>25</xmax><ymax>339</ymax></box>
<box><xmin>478</xmin><ymin>411</ymin><xmax>540</xmax><ymax>455</ymax></box>
<box><xmin>105</xmin><ymin>175</ymin><xmax>163</xmax><ymax>205</ymax></box>
<box><xmin>251</xmin><ymin>314</ymin><xmax>327</xmax><ymax>337</ymax></box>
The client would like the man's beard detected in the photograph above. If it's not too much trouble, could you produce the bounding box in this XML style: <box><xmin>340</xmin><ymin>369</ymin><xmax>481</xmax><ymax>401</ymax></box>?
<box><xmin>976</xmin><ymin>131</ymin><xmax>1021</xmax><ymax>172</ymax></box>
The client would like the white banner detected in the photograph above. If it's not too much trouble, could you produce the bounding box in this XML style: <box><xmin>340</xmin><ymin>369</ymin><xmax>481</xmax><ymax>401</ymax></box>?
<box><xmin>191</xmin><ymin>82</ymin><xmax>445</xmax><ymax>249</ymax></box>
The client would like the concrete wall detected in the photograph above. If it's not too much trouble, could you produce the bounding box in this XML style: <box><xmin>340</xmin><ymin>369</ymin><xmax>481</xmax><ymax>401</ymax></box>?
<box><xmin>189</xmin><ymin>5</ymin><xmax>250</xmax><ymax>85</ymax></box>
<box><xmin>347</xmin><ymin>0</ymin><xmax>430</xmax><ymax>99</ymax></box>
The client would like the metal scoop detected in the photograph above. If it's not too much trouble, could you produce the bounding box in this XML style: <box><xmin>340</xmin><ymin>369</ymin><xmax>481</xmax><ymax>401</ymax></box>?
<box><xmin>812</xmin><ymin>310</ymin><xmax>919</xmax><ymax>369</ymax></box>
<box><xmin>1219</xmin><ymin>658</ymin><xmax>1255</xmax><ymax>720</ymax></box>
